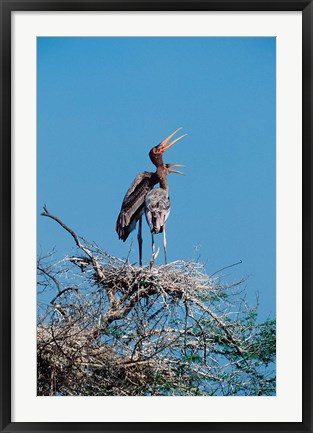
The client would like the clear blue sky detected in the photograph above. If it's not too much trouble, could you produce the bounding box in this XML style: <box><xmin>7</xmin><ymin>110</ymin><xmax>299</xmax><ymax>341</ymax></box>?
<box><xmin>37</xmin><ymin>37</ymin><xmax>276</xmax><ymax>321</ymax></box>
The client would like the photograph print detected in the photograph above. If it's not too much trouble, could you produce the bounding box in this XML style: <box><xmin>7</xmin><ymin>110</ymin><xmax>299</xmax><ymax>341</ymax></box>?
<box><xmin>37</xmin><ymin>36</ymin><xmax>276</xmax><ymax>396</ymax></box>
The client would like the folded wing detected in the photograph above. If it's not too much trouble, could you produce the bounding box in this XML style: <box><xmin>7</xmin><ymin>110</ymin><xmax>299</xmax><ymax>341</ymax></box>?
<box><xmin>116</xmin><ymin>171</ymin><xmax>158</xmax><ymax>241</ymax></box>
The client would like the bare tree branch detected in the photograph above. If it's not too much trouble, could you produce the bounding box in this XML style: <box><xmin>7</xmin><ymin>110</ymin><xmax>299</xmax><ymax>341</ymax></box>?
<box><xmin>37</xmin><ymin>206</ymin><xmax>276</xmax><ymax>396</ymax></box>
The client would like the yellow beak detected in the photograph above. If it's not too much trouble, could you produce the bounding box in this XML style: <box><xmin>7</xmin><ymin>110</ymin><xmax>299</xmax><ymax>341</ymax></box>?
<box><xmin>158</xmin><ymin>128</ymin><xmax>187</xmax><ymax>154</ymax></box>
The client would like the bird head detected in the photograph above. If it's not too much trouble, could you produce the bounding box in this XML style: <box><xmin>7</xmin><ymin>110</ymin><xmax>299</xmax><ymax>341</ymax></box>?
<box><xmin>149</xmin><ymin>128</ymin><xmax>187</xmax><ymax>167</ymax></box>
<box><xmin>165</xmin><ymin>163</ymin><xmax>186</xmax><ymax>176</ymax></box>
<box><xmin>156</xmin><ymin>163</ymin><xmax>186</xmax><ymax>190</ymax></box>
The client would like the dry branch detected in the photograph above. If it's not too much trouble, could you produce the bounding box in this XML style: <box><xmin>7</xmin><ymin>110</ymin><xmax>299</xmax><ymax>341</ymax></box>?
<box><xmin>37</xmin><ymin>207</ymin><xmax>276</xmax><ymax>396</ymax></box>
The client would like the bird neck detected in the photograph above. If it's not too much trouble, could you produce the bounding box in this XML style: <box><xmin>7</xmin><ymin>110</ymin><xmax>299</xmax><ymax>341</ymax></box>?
<box><xmin>160</xmin><ymin>180</ymin><xmax>169</xmax><ymax>192</ymax></box>
<box><xmin>156</xmin><ymin>166</ymin><xmax>169</xmax><ymax>191</ymax></box>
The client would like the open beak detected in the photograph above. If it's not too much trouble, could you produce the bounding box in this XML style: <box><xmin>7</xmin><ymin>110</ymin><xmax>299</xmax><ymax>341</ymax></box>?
<box><xmin>157</xmin><ymin>127</ymin><xmax>187</xmax><ymax>154</ymax></box>
<box><xmin>167</xmin><ymin>164</ymin><xmax>186</xmax><ymax>175</ymax></box>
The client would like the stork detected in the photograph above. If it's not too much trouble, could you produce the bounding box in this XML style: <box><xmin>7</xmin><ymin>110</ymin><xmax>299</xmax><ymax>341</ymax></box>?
<box><xmin>145</xmin><ymin>162</ymin><xmax>184</xmax><ymax>265</ymax></box>
<box><xmin>116</xmin><ymin>128</ymin><xmax>186</xmax><ymax>265</ymax></box>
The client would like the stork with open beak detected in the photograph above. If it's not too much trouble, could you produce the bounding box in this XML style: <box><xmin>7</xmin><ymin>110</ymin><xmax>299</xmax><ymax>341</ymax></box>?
<box><xmin>145</xmin><ymin>162</ymin><xmax>185</xmax><ymax>266</ymax></box>
<box><xmin>116</xmin><ymin>128</ymin><xmax>186</xmax><ymax>265</ymax></box>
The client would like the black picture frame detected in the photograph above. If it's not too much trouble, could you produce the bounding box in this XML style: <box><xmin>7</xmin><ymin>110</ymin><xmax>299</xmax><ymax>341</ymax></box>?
<box><xmin>1</xmin><ymin>1</ymin><xmax>312</xmax><ymax>432</ymax></box>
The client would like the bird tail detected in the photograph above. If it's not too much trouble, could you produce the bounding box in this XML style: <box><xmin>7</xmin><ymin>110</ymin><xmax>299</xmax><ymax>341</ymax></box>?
<box><xmin>116</xmin><ymin>212</ymin><xmax>137</xmax><ymax>241</ymax></box>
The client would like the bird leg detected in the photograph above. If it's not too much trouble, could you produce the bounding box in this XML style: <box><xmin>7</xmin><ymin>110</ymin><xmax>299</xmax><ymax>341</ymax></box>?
<box><xmin>149</xmin><ymin>247</ymin><xmax>160</xmax><ymax>269</ymax></box>
<box><xmin>149</xmin><ymin>234</ymin><xmax>160</xmax><ymax>269</ymax></box>
<box><xmin>163</xmin><ymin>222</ymin><xmax>167</xmax><ymax>264</ymax></box>
<box><xmin>137</xmin><ymin>216</ymin><xmax>143</xmax><ymax>266</ymax></box>
<box><xmin>151</xmin><ymin>233</ymin><xmax>155</xmax><ymax>255</ymax></box>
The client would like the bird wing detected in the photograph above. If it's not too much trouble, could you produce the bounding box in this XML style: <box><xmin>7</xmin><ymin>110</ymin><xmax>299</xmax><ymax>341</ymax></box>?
<box><xmin>145</xmin><ymin>188</ymin><xmax>171</xmax><ymax>234</ymax></box>
<box><xmin>116</xmin><ymin>171</ymin><xmax>157</xmax><ymax>241</ymax></box>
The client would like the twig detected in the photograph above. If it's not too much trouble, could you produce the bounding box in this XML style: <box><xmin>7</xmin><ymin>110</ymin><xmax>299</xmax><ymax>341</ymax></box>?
<box><xmin>50</xmin><ymin>287</ymin><xmax>79</xmax><ymax>305</ymax></box>
<box><xmin>41</xmin><ymin>205</ymin><xmax>82</xmax><ymax>249</ymax></box>
<box><xmin>211</xmin><ymin>260</ymin><xmax>243</xmax><ymax>277</ymax></box>
<box><xmin>37</xmin><ymin>265</ymin><xmax>61</xmax><ymax>293</ymax></box>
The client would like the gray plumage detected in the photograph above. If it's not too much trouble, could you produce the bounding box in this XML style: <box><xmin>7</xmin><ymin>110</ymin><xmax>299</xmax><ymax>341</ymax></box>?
<box><xmin>145</xmin><ymin>187</ymin><xmax>171</xmax><ymax>234</ymax></box>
